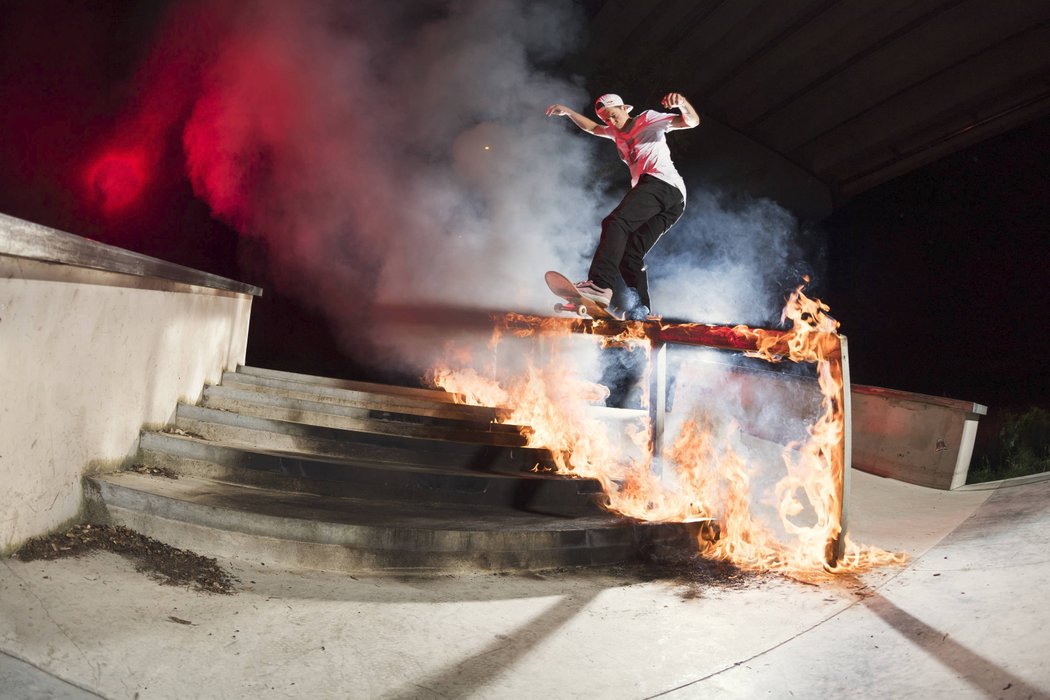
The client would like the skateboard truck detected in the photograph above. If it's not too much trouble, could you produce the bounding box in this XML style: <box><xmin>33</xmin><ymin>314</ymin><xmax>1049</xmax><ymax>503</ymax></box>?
<box><xmin>554</xmin><ymin>302</ymin><xmax>592</xmax><ymax>318</ymax></box>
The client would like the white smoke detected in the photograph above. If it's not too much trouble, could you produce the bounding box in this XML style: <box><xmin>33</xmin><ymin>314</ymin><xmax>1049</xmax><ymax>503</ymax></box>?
<box><xmin>648</xmin><ymin>188</ymin><xmax>813</xmax><ymax>326</ymax></box>
<box><xmin>169</xmin><ymin>0</ymin><xmax>818</xmax><ymax>376</ymax></box>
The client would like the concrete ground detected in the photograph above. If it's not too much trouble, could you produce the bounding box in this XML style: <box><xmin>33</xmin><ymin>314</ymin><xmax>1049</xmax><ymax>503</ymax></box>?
<box><xmin>1</xmin><ymin>469</ymin><xmax>1048</xmax><ymax>700</ymax></box>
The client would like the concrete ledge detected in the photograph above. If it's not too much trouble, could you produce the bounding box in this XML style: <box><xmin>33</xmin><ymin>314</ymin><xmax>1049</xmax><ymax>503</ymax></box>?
<box><xmin>0</xmin><ymin>212</ymin><xmax>261</xmax><ymax>296</ymax></box>
<box><xmin>852</xmin><ymin>385</ymin><xmax>987</xmax><ymax>490</ymax></box>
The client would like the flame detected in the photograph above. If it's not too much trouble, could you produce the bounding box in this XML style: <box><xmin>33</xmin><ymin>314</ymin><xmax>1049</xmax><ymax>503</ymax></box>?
<box><xmin>429</xmin><ymin>366</ymin><xmax>507</xmax><ymax>407</ymax></box>
<box><xmin>431</xmin><ymin>283</ymin><xmax>906</xmax><ymax>575</ymax></box>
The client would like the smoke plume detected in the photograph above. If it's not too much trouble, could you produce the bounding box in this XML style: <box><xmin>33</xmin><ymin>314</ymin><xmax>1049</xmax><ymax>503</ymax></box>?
<box><xmin>648</xmin><ymin>188</ymin><xmax>817</xmax><ymax>326</ymax></box>
<box><xmin>133</xmin><ymin>0</ymin><xmax>815</xmax><ymax>376</ymax></box>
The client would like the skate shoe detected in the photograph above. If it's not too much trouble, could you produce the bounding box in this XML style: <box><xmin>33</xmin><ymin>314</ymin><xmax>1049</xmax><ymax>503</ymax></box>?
<box><xmin>574</xmin><ymin>280</ymin><xmax>613</xmax><ymax>307</ymax></box>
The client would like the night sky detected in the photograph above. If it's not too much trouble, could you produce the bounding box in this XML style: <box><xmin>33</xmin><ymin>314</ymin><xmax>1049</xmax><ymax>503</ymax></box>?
<box><xmin>2</xmin><ymin>1</ymin><xmax>1047</xmax><ymax>422</ymax></box>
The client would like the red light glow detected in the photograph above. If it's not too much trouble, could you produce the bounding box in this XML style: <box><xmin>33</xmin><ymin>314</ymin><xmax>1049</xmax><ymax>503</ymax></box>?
<box><xmin>86</xmin><ymin>151</ymin><xmax>147</xmax><ymax>214</ymax></box>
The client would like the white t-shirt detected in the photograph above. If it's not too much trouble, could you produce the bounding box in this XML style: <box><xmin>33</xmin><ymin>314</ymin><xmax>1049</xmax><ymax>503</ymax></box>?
<box><xmin>594</xmin><ymin>110</ymin><xmax>686</xmax><ymax>200</ymax></box>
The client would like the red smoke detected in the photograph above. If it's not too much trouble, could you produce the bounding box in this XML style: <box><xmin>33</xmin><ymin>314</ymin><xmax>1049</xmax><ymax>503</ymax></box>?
<box><xmin>64</xmin><ymin>0</ymin><xmax>591</xmax><ymax>374</ymax></box>
<box><xmin>85</xmin><ymin>150</ymin><xmax>148</xmax><ymax>214</ymax></box>
<box><xmin>181</xmin><ymin>30</ymin><xmax>301</xmax><ymax>234</ymax></box>
<box><xmin>81</xmin><ymin>0</ymin><xmax>239</xmax><ymax>219</ymax></box>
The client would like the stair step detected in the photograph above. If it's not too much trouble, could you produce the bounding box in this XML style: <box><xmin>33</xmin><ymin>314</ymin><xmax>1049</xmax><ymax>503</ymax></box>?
<box><xmin>237</xmin><ymin>366</ymin><xmax>465</xmax><ymax>403</ymax></box>
<box><xmin>220</xmin><ymin>372</ymin><xmax>501</xmax><ymax>422</ymax></box>
<box><xmin>174</xmin><ymin>404</ymin><xmax>551</xmax><ymax>471</ymax></box>
<box><xmin>138</xmin><ymin>432</ymin><xmax>599</xmax><ymax>513</ymax></box>
<box><xmin>199</xmin><ymin>385</ymin><xmax>527</xmax><ymax>445</ymax></box>
<box><xmin>87</xmin><ymin>472</ymin><xmax>697</xmax><ymax>572</ymax></box>
<box><xmin>91</xmin><ymin>368</ymin><xmax>687</xmax><ymax>573</ymax></box>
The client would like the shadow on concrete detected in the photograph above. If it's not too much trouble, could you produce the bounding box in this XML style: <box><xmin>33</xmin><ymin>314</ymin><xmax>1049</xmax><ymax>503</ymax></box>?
<box><xmin>384</xmin><ymin>588</ymin><xmax>602</xmax><ymax>699</ymax></box>
<box><xmin>863</xmin><ymin>590</ymin><xmax>1044</xmax><ymax>698</ymax></box>
<box><xmin>0</xmin><ymin>650</ymin><xmax>103</xmax><ymax>700</ymax></box>
<box><xmin>232</xmin><ymin>563</ymin><xmax>635</xmax><ymax>606</ymax></box>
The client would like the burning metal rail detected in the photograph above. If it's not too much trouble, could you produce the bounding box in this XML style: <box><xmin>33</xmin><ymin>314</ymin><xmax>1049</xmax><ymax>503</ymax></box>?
<box><xmin>500</xmin><ymin>312</ymin><xmax>842</xmax><ymax>358</ymax></box>
<box><xmin>496</xmin><ymin>311</ymin><xmax>852</xmax><ymax>567</ymax></box>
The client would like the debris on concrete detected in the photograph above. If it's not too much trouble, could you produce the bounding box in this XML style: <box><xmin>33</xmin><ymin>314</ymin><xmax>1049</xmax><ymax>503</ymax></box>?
<box><xmin>163</xmin><ymin>427</ymin><xmax>204</xmax><ymax>439</ymax></box>
<box><xmin>123</xmin><ymin>463</ymin><xmax>179</xmax><ymax>479</ymax></box>
<box><xmin>13</xmin><ymin>523</ymin><xmax>236</xmax><ymax>594</ymax></box>
<box><xmin>647</xmin><ymin>552</ymin><xmax>774</xmax><ymax>597</ymax></box>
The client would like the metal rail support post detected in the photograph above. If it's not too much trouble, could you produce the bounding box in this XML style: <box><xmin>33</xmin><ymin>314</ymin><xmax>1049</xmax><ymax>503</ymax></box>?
<box><xmin>648</xmin><ymin>339</ymin><xmax>667</xmax><ymax>477</ymax></box>
<box><xmin>826</xmin><ymin>335</ymin><xmax>852</xmax><ymax>566</ymax></box>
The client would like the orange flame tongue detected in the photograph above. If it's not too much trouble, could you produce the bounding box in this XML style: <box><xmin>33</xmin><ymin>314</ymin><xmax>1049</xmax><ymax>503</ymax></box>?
<box><xmin>430</xmin><ymin>366</ymin><xmax>508</xmax><ymax>407</ymax></box>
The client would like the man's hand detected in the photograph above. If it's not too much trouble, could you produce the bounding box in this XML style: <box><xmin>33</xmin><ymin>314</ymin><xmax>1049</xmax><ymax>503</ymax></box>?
<box><xmin>545</xmin><ymin>103</ymin><xmax>602</xmax><ymax>134</ymax></box>
<box><xmin>661</xmin><ymin>93</ymin><xmax>687</xmax><ymax>110</ymax></box>
<box><xmin>662</xmin><ymin>93</ymin><xmax>700</xmax><ymax>129</ymax></box>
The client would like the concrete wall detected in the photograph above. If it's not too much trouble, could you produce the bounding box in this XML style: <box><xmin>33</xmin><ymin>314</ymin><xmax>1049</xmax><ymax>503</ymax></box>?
<box><xmin>851</xmin><ymin>386</ymin><xmax>987</xmax><ymax>490</ymax></box>
<box><xmin>1</xmin><ymin>214</ymin><xmax>260</xmax><ymax>552</ymax></box>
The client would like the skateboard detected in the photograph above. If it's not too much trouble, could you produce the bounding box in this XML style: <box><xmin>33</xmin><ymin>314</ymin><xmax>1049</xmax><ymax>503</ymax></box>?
<box><xmin>545</xmin><ymin>271</ymin><xmax>622</xmax><ymax>320</ymax></box>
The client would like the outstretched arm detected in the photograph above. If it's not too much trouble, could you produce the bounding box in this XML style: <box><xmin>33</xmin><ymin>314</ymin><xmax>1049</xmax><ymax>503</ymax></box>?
<box><xmin>661</xmin><ymin>93</ymin><xmax>700</xmax><ymax>129</ymax></box>
<box><xmin>546</xmin><ymin>103</ymin><xmax>603</xmax><ymax>134</ymax></box>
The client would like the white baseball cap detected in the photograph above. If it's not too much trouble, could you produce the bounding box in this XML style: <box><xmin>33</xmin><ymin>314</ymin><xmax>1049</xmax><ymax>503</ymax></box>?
<box><xmin>594</xmin><ymin>93</ymin><xmax>633</xmax><ymax>115</ymax></box>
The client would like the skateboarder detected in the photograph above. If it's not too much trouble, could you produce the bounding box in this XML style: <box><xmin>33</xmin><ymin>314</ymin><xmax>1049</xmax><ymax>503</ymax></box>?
<box><xmin>545</xmin><ymin>92</ymin><xmax>699</xmax><ymax>320</ymax></box>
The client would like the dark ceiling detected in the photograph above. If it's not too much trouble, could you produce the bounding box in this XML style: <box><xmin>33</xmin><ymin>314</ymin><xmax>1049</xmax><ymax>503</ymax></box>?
<box><xmin>580</xmin><ymin>0</ymin><xmax>1050</xmax><ymax>208</ymax></box>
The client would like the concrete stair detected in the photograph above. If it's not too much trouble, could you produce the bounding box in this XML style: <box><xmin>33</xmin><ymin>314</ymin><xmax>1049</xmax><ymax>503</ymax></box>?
<box><xmin>86</xmin><ymin>366</ymin><xmax>696</xmax><ymax>573</ymax></box>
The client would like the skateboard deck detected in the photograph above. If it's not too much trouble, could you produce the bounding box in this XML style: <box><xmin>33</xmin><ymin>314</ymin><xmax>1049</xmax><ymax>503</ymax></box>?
<box><xmin>545</xmin><ymin>271</ymin><xmax>621</xmax><ymax>320</ymax></box>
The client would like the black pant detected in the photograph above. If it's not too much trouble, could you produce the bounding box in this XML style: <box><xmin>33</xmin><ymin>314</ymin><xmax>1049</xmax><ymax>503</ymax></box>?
<box><xmin>587</xmin><ymin>174</ymin><xmax>684</xmax><ymax>311</ymax></box>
